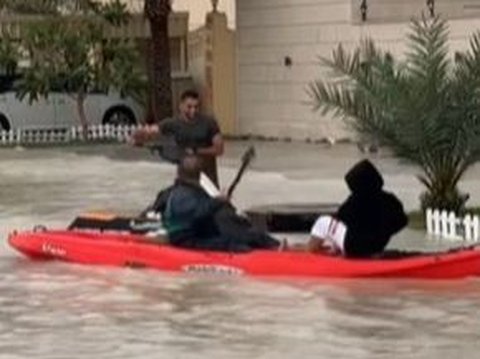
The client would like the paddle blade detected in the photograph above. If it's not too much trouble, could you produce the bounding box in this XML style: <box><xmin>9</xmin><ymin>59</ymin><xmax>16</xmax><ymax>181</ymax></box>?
<box><xmin>200</xmin><ymin>173</ymin><xmax>220</xmax><ymax>197</ymax></box>
<box><xmin>148</xmin><ymin>136</ymin><xmax>184</xmax><ymax>164</ymax></box>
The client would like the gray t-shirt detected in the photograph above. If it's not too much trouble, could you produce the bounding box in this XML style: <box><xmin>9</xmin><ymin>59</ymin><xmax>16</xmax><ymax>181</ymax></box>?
<box><xmin>161</xmin><ymin>115</ymin><xmax>221</xmax><ymax>151</ymax></box>
<box><xmin>161</xmin><ymin>115</ymin><xmax>221</xmax><ymax>186</ymax></box>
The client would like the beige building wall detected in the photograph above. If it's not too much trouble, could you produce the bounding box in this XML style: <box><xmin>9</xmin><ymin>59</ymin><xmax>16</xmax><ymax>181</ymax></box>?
<box><xmin>188</xmin><ymin>10</ymin><xmax>236</xmax><ymax>135</ymax></box>
<box><xmin>188</xmin><ymin>29</ymin><xmax>209</xmax><ymax>108</ymax></box>
<box><xmin>209</xmin><ymin>12</ymin><xmax>236</xmax><ymax>135</ymax></box>
<box><xmin>105</xmin><ymin>0</ymin><xmax>236</xmax><ymax>29</ymax></box>
<box><xmin>237</xmin><ymin>0</ymin><xmax>480</xmax><ymax>141</ymax></box>
<box><xmin>174</xmin><ymin>0</ymin><xmax>236</xmax><ymax>29</ymax></box>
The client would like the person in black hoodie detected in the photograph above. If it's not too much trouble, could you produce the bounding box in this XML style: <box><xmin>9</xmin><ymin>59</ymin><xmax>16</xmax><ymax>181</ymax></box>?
<box><xmin>336</xmin><ymin>159</ymin><xmax>408</xmax><ymax>258</ymax></box>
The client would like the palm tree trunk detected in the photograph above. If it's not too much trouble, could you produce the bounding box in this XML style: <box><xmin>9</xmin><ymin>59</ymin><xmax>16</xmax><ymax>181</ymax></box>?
<box><xmin>144</xmin><ymin>0</ymin><xmax>173</xmax><ymax>123</ymax></box>
<box><xmin>419</xmin><ymin>173</ymin><xmax>469</xmax><ymax>213</ymax></box>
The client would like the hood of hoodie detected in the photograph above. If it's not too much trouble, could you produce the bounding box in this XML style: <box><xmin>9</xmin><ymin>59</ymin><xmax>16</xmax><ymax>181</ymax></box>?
<box><xmin>345</xmin><ymin>160</ymin><xmax>384</xmax><ymax>194</ymax></box>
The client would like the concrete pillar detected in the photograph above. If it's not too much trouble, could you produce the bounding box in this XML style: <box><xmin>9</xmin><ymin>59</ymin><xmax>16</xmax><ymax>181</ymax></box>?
<box><xmin>180</xmin><ymin>38</ymin><xmax>186</xmax><ymax>72</ymax></box>
<box><xmin>205</xmin><ymin>10</ymin><xmax>236</xmax><ymax>135</ymax></box>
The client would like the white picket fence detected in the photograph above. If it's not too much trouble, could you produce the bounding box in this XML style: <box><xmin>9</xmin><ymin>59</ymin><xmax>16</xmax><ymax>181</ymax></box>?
<box><xmin>425</xmin><ymin>208</ymin><xmax>480</xmax><ymax>242</ymax></box>
<box><xmin>0</xmin><ymin>124</ymin><xmax>142</xmax><ymax>146</ymax></box>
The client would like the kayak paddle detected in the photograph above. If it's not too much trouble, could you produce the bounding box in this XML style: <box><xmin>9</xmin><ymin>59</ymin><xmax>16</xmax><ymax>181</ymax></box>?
<box><xmin>227</xmin><ymin>146</ymin><xmax>256</xmax><ymax>198</ymax></box>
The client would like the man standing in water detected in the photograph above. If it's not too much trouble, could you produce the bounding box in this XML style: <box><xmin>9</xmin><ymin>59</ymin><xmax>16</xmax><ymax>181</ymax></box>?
<box><xmin>131</xmin><ymin>90</ymin><xmax>225</xmax><ymax>187</ymax></box>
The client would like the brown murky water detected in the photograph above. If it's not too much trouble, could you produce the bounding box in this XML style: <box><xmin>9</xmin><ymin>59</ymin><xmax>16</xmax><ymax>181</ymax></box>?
<box><xmin>1</xmin><ymin>145</ymin><xmax>479</xmax><ymax>359</ymax></box>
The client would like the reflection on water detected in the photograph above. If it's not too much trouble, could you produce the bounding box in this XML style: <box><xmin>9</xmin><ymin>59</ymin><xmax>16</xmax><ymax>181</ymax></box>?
<box><xmin>1</xmin><ymin>146</ymin><xmax>480</xmax><ymax>358</ymax></box>
<box><xmin>1</xmin><ymin>259</ymin><xmax>480</xmax><ymax>359</ymax></box>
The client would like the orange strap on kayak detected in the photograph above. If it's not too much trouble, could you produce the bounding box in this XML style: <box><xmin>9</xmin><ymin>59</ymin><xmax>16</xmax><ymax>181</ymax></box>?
<box><xmin>78</xmin><ymin>212</ymin><xmax>117</xmax><ymax>221</ymax></box>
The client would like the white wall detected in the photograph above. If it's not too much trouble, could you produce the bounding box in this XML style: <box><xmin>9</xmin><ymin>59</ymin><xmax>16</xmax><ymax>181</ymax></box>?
<box><xmin>237</xmin><ymin>0</ymin><xmax>480</xmax><ymax>140</ymax></box>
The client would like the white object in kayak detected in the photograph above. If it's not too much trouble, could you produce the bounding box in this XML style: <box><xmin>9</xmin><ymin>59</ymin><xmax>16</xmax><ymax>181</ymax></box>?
<box><xmin>310</xmin><ymin>216</ymin><xmax>347</xmax><ymax>253</ymax></box>
<box><xmin>200</xmin><ymin>173</ymin><xmax>220</xmax><ymax>197</ymax></box>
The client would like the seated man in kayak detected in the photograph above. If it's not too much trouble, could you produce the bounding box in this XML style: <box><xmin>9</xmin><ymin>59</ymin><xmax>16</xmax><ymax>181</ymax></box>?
<box><xmin>159</xmin><ymin>155</ymin><xmax>280</xmax><ymax>252</ymax></box>
<box><xmin>308</xmin><ymin>160</ymin><xmax>408</xmax><ymax>258</ymax></box>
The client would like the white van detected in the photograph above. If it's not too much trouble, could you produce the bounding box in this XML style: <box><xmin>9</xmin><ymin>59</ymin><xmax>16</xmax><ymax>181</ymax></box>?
<box><xmin>0</xmin><ymin>75</ymin><xmax>144</xmax><ymax>131</ymax></box>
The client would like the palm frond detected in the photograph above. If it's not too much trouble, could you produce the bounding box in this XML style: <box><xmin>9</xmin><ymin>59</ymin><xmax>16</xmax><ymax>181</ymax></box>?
<box><xmin>309</xmin><ymin>15</ymin><xmax>480</xmax><ymax>210</ymax></box>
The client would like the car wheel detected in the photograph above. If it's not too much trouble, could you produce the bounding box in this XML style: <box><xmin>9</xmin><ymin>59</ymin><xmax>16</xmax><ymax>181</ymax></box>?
<box><xmin>0</xmin><ymin>115</ymin><xmax>11</xmax><ymax>132</ymax></box>
<box><xmin>103</xmin><ymin>107</ymin><xmax>136</xmax><ymax>126</ymax></box>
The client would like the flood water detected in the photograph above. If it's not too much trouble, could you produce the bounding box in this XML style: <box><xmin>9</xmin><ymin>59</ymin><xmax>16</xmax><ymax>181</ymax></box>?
<box><xmin>1</xmin><ymin>143</ymin><xmax>479</xmax><ymax>358</ymax></box>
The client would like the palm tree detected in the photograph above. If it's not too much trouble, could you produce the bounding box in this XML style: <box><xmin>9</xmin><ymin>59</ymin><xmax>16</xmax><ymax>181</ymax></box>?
<box><xmin>0</xmin><ymin>0</ymin><xmax>58</xmax><ymax>14</ymax></box>
<box><xmin>144</xmin><ymin>0</ymin><xmax>173</xmax><ymax>123</ymax></box>
<box><xmin>0</xmin><ymin>30</ymin><xmax>18</xmax><ymax>76</ymax></box>
<box><xmin>0</xmin><ymin>0</ymin><xmax>94</xmax><ymax>15</ymax></box>
<box><xmin>309</xmin><ymin>16</ymin><xmax>480</xmax><ymax>212</ymax></box>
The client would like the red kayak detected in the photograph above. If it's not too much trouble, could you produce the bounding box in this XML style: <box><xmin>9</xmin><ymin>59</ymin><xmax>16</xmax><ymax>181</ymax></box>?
<box><xmin>8</xmin><ymin>229</ymin><xmax>480</xmax><ymax>279</ymax></box>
